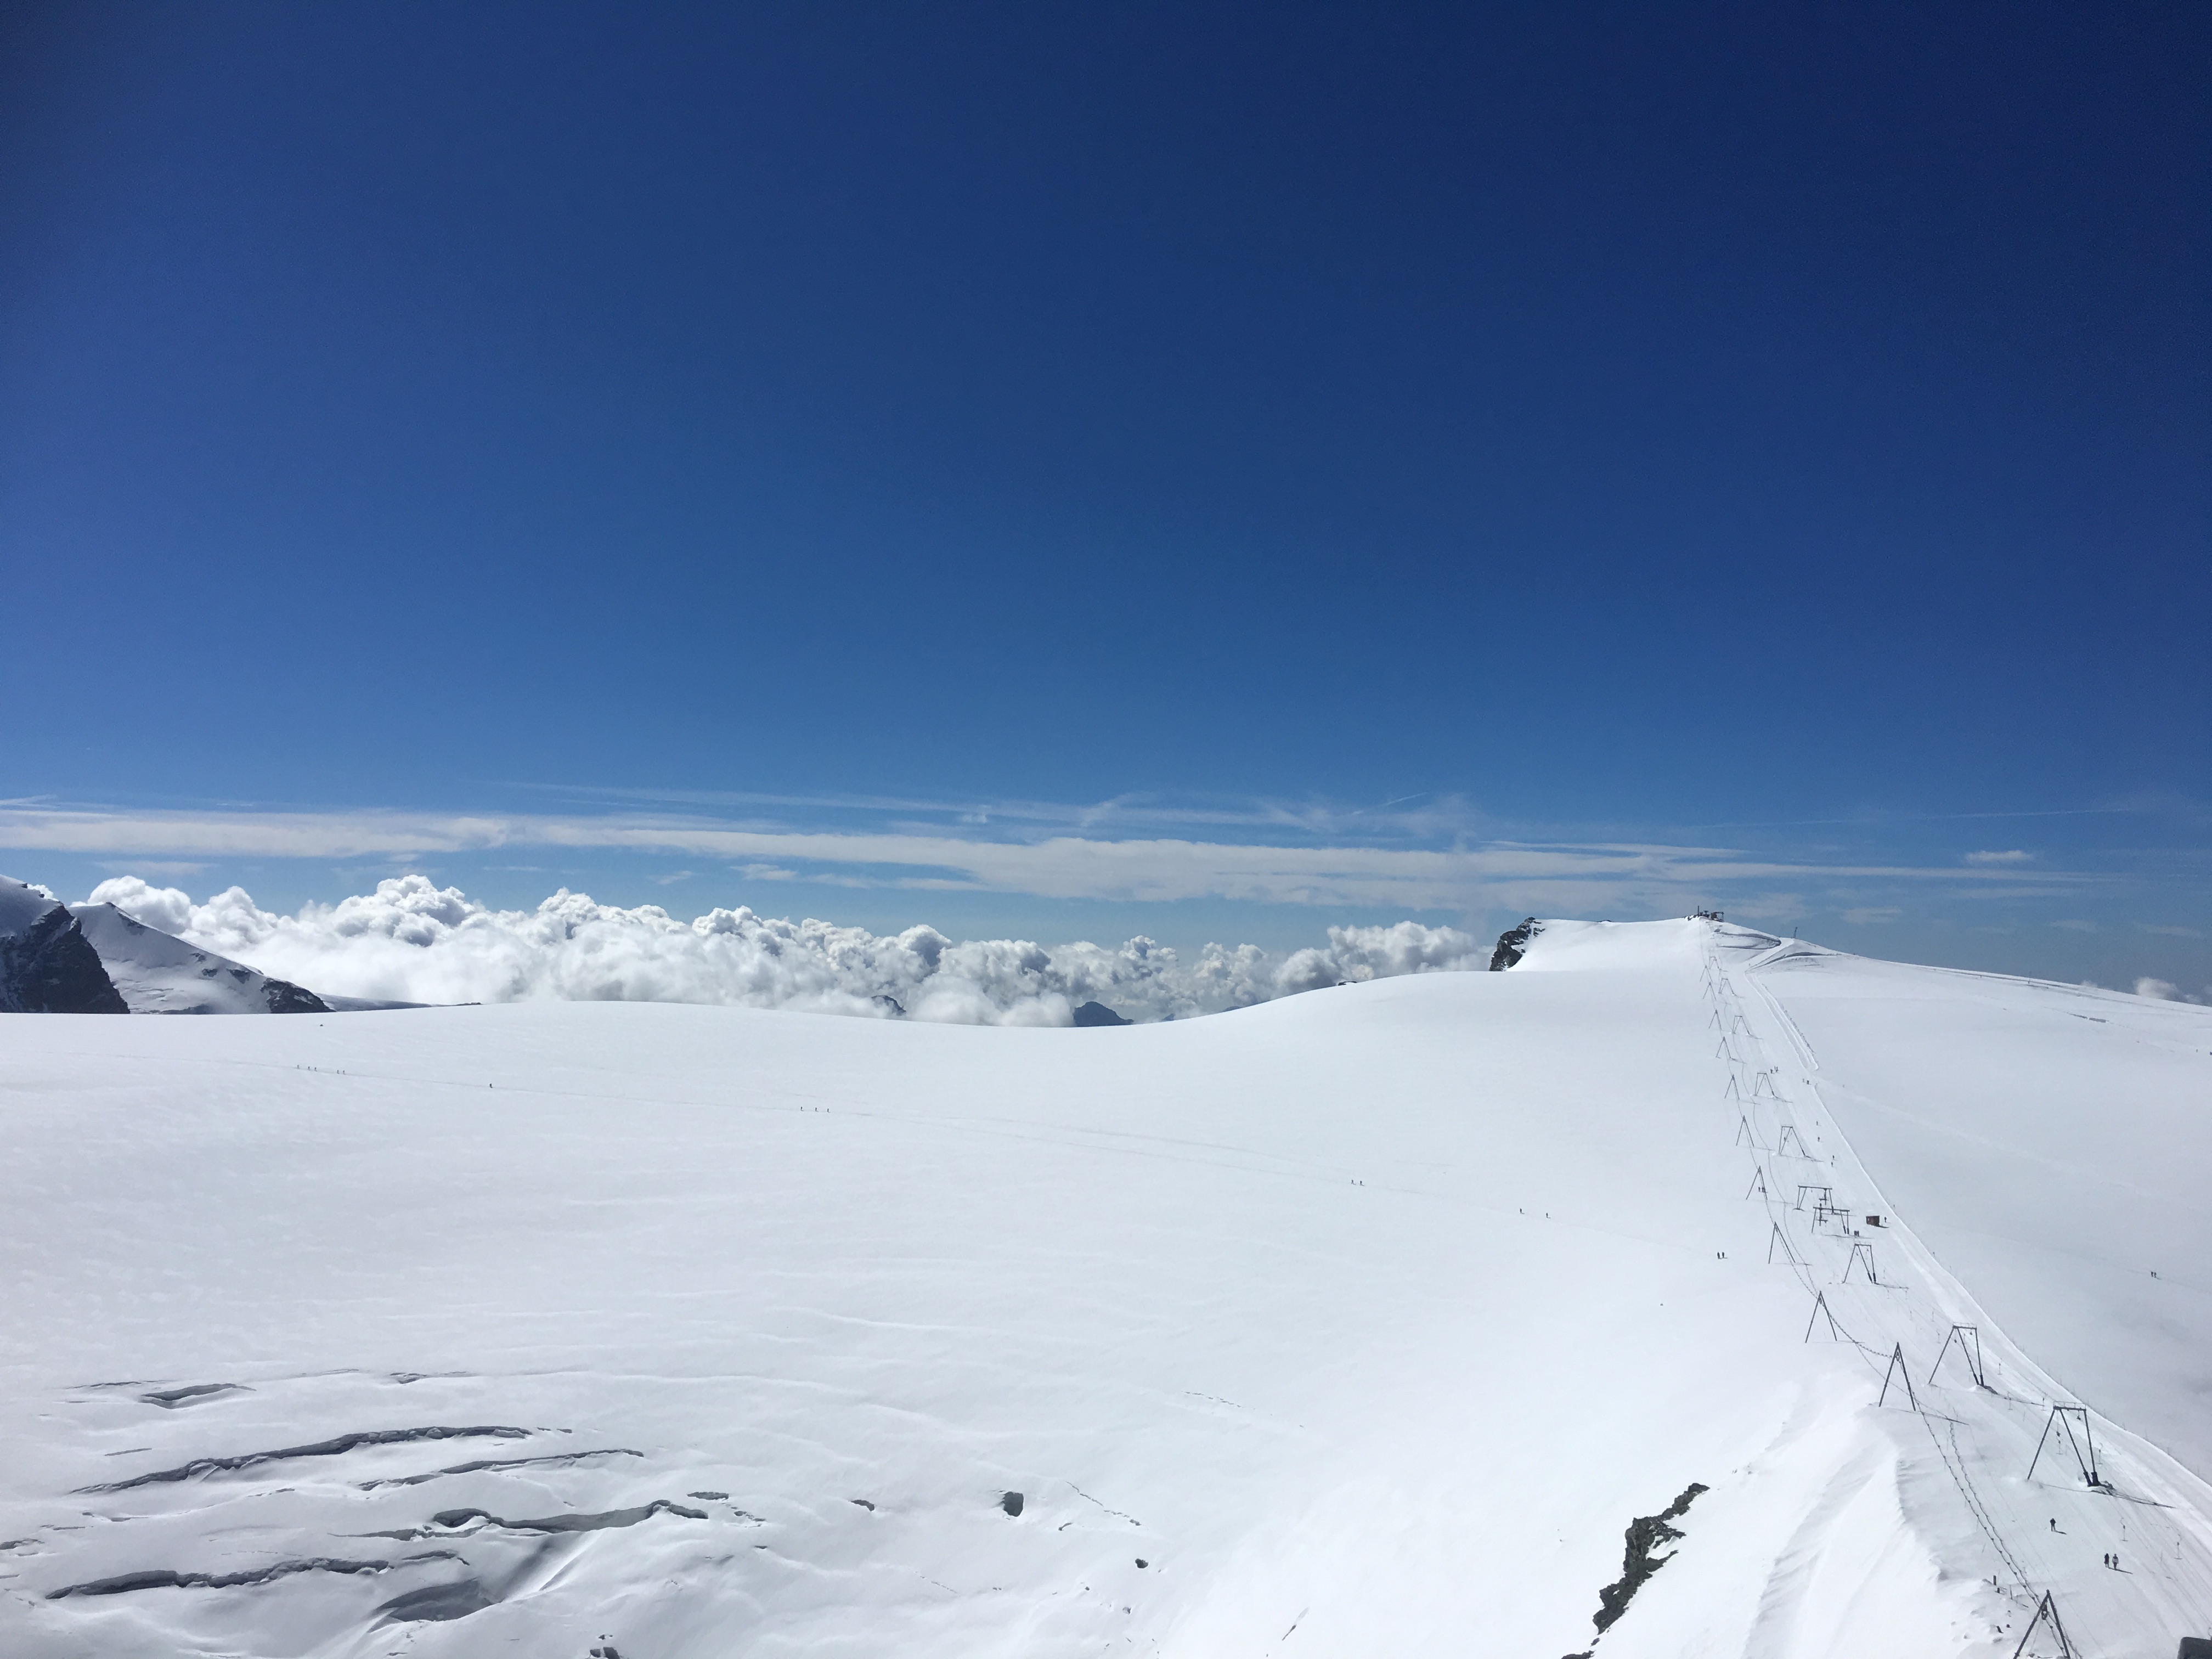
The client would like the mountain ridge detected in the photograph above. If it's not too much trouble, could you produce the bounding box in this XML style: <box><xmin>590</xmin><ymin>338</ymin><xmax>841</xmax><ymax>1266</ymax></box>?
<box><xmin>1</xmin><ymin>874</ymin><xmax>329</xmax><ymax>1015</ymax></box>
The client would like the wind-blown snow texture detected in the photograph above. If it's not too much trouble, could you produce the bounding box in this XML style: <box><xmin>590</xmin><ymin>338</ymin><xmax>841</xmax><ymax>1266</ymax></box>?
<box><xmin>2</xmin><ymin>919</ymin><xmax>2208</xmax><ymax>1657</ymax></box>
<box><xmin>84</xmin><ymin>874</ymin><xmax>1487</xmax><ymax>1023</ymax></box>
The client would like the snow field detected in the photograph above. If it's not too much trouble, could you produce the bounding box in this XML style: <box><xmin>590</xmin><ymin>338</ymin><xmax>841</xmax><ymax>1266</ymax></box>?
<box><xmin>0</xmin><ymin>919</ymin><xmax>2204</xmax><ymax>1656</ymax></box>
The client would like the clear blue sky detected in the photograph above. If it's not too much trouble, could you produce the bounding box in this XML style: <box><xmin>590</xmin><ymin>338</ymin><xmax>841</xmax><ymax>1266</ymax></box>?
<box><xmin>2</xmin><ymin>2</ymin><xmax>2205</xmax><ymax>988</ymax></box>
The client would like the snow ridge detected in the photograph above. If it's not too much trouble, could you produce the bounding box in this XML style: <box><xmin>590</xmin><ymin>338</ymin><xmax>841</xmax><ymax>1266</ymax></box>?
<box><xmin>1703</xmin><ymin>924</ymin><xmax>2212</xmax><ymax>1658</ymax></box>
<box><xmin>69</xmin><ymin>902</ymin><xmax>328</xmax><ymax>1015</ymax></box>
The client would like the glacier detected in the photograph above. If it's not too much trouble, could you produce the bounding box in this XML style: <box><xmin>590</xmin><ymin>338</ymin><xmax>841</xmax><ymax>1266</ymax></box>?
<box><xmin>0</xmin><ymin>917</ymin><xmax>2207</xmax><ymax>1656</ymax></box>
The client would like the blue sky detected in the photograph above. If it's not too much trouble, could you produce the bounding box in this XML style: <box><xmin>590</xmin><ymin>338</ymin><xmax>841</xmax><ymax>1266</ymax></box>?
<box><xmin>2</xmin><ymin>2</ymin><xmax>2205</xmax><ymax>990</ymax></box>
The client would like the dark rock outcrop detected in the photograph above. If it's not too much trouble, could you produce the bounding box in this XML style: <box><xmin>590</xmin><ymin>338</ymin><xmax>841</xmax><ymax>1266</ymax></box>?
<box><xmin>1562</xmin><ymin>1480</ymin><xmax>1709</xmax><ymax>1656</ymax></box>
<box><xmin>1072</xmin><ymin>1001</ymin><xmax>1131</xmax><ymax>1027</ymax></box>
<box><xmin>1489</xmin><ymin>918</ymin><xmax>1543</xmax><ymax>972</ymax></box>
<box><xmin>263</xmin><ymin>977</ymin><xmax>329</xmax><ymax>1014</ymax></box>
<box><xmin>0</xmin><ymin>880</ymin><xmax>128</xmax><ymax>1014</ymax></box>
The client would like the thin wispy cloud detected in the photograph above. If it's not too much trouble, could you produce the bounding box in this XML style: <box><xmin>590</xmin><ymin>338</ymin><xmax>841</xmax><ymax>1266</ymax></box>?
<box><xmin>504</xmin><ymin>781</ymin><xmax>1492</xmax><ymax>843</ymax></box>
<box><xmin>0</xmin><ymin>800</ymin><xmax>2091</xmax><ymax>915</ymax></box>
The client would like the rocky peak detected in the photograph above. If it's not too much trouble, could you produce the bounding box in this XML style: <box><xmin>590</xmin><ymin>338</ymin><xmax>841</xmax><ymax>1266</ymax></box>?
<box><xmin>0</xmin><ymin>878</ymin><xmax>129</xmax><ymax>1014</ymax></box>
<box><xmin>1489</xmin><ymin>918</ymin><xmax>1544</xmax><ymax>972</ymax></box>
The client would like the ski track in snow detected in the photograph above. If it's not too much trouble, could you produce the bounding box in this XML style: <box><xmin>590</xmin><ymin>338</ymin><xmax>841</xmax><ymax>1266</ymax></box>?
<box><xmin>1</xmin><ymin>919</ymin><xmax>2208</xmax><ymax>1656</ymax></box>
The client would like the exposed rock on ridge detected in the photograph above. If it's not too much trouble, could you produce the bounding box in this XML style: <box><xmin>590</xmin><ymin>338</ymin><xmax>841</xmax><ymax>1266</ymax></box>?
<box><xmin>1562</xmin><ymin>1481</ymin><xmax>1709</xmax><ymax>1658</ymax></box>
<box><xmin>1490</xmin><ymin>917</ymin><xmax>1543</xmax><ymax>971</ymax></box>
<box><xmin>0</xmin><ymin>878</ymin><xmax>128</xmax><ymax>1013</ymax></box>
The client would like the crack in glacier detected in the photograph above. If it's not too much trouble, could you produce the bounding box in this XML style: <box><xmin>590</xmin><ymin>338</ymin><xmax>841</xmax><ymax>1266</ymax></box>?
<box><xmin>47</xmin><ymin>1549</ymin><xmax>460</xmax><ymax>1599</ymax></box>
<box><xmin>78</xmin><ymin>1426</ymin><xmax>531</xmax><ymax>1491</ymax></box>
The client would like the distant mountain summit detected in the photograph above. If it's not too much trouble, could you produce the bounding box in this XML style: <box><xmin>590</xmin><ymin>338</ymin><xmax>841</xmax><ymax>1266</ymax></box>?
<box><xmin>1</xmin><ymin>875</ymin><xmax>329</xmax><ymax>1014</ymax></box>
<box><xmin>0</xmin><ymin>878</ymin><xmax>128</xmax><ymax>1013</ymax></box>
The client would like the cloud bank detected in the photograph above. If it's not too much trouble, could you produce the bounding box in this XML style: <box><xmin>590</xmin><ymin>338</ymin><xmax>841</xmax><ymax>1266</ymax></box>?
<box><xmin>85</xmin><ymin>875</ymin><xmax>1491</xmax><ymax>1025</ymax></box>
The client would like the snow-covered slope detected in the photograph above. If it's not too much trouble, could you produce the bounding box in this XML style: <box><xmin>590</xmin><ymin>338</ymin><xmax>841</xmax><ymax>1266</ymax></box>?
<box><xmin>1</xmin><ymin>920</ymin><xmax>2206</xmax><ymax>1657</ymax></box>
<box><xmin>69</xmin><ymin>901</ymin><xmax>329</xmax><ymax>1015</ymax></box>
<box><xmin>1737</xmin><ymin>933</ymin><xmax>2212</xmax><ymax>1485</ymax></box>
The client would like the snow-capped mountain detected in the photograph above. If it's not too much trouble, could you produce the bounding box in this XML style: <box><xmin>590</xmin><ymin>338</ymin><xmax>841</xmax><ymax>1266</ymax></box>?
<box><xmin>1</xmin><ymin>874</ymin><xmax>329</xmax><ymax>1015</ymax></box>
<box><xmin>0</xmin><ymin>918</ymin><xmax>2206</xmax><ymax>1657</ymax></box>
<box><xmin>69</xmin><ymin>901</ymin><xmax>329</xmax><ymax>1015</ymax></box>
<box><xmin>0</xmin><ymin>877</ymin><xmax>126</xmax><ymax>1014</ymax></box>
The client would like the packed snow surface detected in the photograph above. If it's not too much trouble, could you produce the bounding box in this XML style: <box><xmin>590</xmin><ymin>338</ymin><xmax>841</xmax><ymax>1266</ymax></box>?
<box><xmin>2</xmin><ymin>919</ymin><xmax>2208</xmax><ymax>1658</ymax></box>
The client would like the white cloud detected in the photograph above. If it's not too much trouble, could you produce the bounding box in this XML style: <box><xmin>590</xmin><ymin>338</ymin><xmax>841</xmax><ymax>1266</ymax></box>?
<box><xmin>1965</xmin><ymin>850</ymin><xmax>2034</xmax><ymax>865</ymax></box>
<box><xmin>86</xmin><ymin>874</ymin><xmax>195</xmax><ymax>935</ymax></box>
<box><xmin>2134</xmin><ymin>978</ymin><xmax>2209</xmax><ymax>1006</ymax></box>
<box><xmin>83</xmin><ymin>875</ymin><xmax>1489</xmax><ymax>1026</ymax></box>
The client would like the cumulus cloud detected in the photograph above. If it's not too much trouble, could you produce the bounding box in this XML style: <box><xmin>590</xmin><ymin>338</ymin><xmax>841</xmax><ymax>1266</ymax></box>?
<box><xmin>91</xmin><ymin>876</ymin><xmax>195</xmax><ymax>936</ymax></box>
<box><xmin>83</xmin><ymin>874</ymin><xmax>1488</xmax><ymax>1026</ymax></box>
